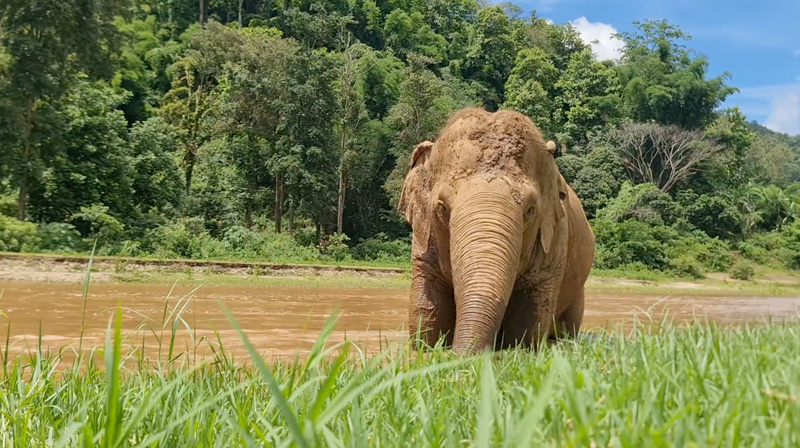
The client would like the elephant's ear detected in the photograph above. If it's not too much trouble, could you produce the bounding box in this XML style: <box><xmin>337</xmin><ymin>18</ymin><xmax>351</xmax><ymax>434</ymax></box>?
<box><xmin>398</xmin><ymin>140</ymin><xmax>434</xmax><ymax>224</ymax></box>
<box><xmin>539</xmin><ymin>175</ymin><xmax>567</xmax><ymax>255</ymax></box>
<box><xmin>398</xmin><ymin>141</ymin><xmax>436</xmax><ymax>258</ymax></box>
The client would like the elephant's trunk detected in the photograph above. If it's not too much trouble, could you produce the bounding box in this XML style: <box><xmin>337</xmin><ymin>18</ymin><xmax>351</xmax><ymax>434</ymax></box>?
<box><xmin>450</xmin><ymin>189</ymin><xmax>522</xmax><ymax>355</ymax></box>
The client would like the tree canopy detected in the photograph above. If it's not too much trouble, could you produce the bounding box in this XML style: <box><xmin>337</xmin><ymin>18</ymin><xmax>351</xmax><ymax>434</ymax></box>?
<box><xmin>1</xmin><ymin>1</ymin><xmax>799</xmax><ymax>278</ymax></box>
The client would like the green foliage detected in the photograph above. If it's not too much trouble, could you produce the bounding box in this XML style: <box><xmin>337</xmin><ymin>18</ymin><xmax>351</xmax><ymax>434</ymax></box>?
<box><xmin>0</xmin><ymin>192</ymin><xmax>17</xmax><ymax>217</ymax></box>
<box><xmin>0</xmin><ymin>215</ymin><xmax>40</xmax><ymax>252</ymax></box>
<box><xmin>144</xmin><ymin>217</ymin><xmax>227</xmax><ymax>259</ymax></box>
<box><xmin>70</xmin><ymin>204</ymin><xmax>126</xmax><ymax>247</ymax></box>
<box><xmin>37</xmin><ymin>222</ymin><xmax>86</xmax><ymax>253</ymax></box>
<box><xmin>384</xmin><ymin>9</ymin><xmax>447</xmax><ymax>62</ymax></box>
<box><xmin>0</xmin><ymin>1</ymin><xmax>797</xmax><ymax>278</ymax></box>
<box><xmin>29</xmin><ymin>78</ymin><xmax>135</xmax><ymax>225</ymax></box>
<box><xmin>597</xmin><ymin>182</ymin><xmax>682</xmax><ymax>225</ymax></box>
<box><xmin>320</xmin><ymin>232</ymin><xmax>352</xmax><ymax>262</ymax></box>
<box><xmin>351</xmin><ymin>233</ymin><xmax>411</xmax><ymax>264</ymax></box>
<box><xmin>668</xmin><ymin>254</ymin><xmax>705</xmax><ymax>279</ymax></box>
<box><xmin>616</xmin><ymin>20</ymin><xmax>737</xmax><ymax>130</ymax></box>
<box><xmin>502</xmin><ymin>47</ymin><xmax>558</xmax><ymax>134</ymax></box>
<box><xmin>129</xmin><ymin>117</ymin><xmax>185</xmax><ymax>217</ymax></box>
<box><xmin>679</xmin><ymin>191</ymin><xmax>742</xmax><ymax>239</ymax></box>
<box><xmin>553</xmin><ymin>49</ymin><xmax>621</xmax><ymax>145</ymax></box>
<box><xmin>592</xmin><ymin>219</ymin><xmax>674</xmax><ymax>271</ymax></box>
<box><xmin>730</xmin><ymin>260</ymin><xmax>756</xmax><ymax>280</ymax></box>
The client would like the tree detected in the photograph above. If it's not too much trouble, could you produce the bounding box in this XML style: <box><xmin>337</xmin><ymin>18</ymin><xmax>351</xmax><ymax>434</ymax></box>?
<box><xmin>29</xmin><ymin>78</ymin><xmax>135</xmax><ymax>225</ymax></box>
<box><xmin>616</xmin><ymin>20</ymin><xmax>738</xmax><ymax>130</ymax></box>
<box><xmin>553</xmin><ymin>49</ymin><xmax>621</xmax><ymax>146</ymax></box>
<box><xmin>503</xmin><ymin>47</ymin><xmax>558</xmax><ymax>135</ymax></box>
<box><xmin>161</xmin><ymin>21</ymin><xmax>241</xmax><ymax>192</ymax></box>
<box><xmin>383</xmin><ymin>54</ymin><xmax>477</xmax><ymax>206</ymax></box>
<box><xmin>746</xmin><ymin>135</ymin><xmax>800</xmax><ymax>188</ymax></box>
<box><xmin>129</xmin><ymin>117</ymin><xmax>185</xmax><ymax>220</ymax></box>
<box><xmin>333</xmin><ymin>41</ymin><xmax>373</xmax><ymax>234</ymax></box>
<box><xmin>383</xmin><ymin>9</ymin><xmax>447</xmax><ymax>63</ymax></box>
<box><xmin>611</xmin><ymin>121</ymin><xmax>724</xmax><ymax>192</ymax></box>
<box><xmin>0</xmin><ymin>0</ymin><xmax>131</xmax><ymax>220</ymax></box>
<box><xmin>454</xmin><ymin>5</ymin><xmax>519</xmax><ymax>110</ymax></box>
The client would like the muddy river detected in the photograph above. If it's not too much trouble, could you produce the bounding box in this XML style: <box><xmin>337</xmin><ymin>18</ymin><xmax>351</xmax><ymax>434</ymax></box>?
<box><xmin>1</xmin><ymin>281</ymin><xmax>799</xmax><ymax>362</ymax></box>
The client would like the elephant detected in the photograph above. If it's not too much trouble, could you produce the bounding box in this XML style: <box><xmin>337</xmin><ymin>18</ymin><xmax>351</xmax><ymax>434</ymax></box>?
<box><xmin>397</xmin><ymin>107</ymin><xmax>595</xmax><ymax>356</ymax></box>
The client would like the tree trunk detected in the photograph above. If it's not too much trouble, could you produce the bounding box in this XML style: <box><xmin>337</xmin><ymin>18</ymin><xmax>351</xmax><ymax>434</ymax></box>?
<box><xmin>184</xmin><ymin>163</ymin><xmax>194</xmax><ymax>193</ymax></box>
<box><xmin>288</xmin><ymin>203</ymin><xmax>295</xmax><ymax>233</ymax></box>
<box><xmin>238</xmin><ymin>0</ymin><xmax>244</xmax><ymax>27</ymax></box>
<box><xmin>337</xmin><ymin>168</ymin><xmax>346</xmax><ymax>235</ymax></box>
<box><xmin>17</xmin><ymin>99</ymin><xmax>35</xmax><ymax>221</ymax></box>
<box><xmin>274</xmin><ymin>173</ymin><xmax>284</xmax><ymax>233</ymax></box>
<box><xmin>199</xmin><ymin>0</ymin><xmax>207</xmax><ymax>25</ymax></box>
<box><xmin>244</xmin><ymin>203</ymin><xmax>253</xmax><ymax>229</ymax></box>
<box><xmin>315</xmin><ymin>211</ymin><xmax>321</xmax><ymax>244</ymax></box>
<box><xmin>17</xmin><ymin>177</ymin><xmax>27</xmax><ymax>221</ymax></box>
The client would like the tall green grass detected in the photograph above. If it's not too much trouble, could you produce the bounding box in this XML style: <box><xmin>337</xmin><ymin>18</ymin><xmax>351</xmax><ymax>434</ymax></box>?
<box><xmin>1</xmin><ymin>255</ymin><xmax>799</xmax><ymax>446</ymax></box>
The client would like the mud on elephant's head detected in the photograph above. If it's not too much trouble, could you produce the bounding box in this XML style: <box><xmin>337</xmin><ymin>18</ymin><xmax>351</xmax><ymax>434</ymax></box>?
<box><xmin>397</xmin><ymin>107</ymin><xmax>572</xmax><ymax>353</ymax></box>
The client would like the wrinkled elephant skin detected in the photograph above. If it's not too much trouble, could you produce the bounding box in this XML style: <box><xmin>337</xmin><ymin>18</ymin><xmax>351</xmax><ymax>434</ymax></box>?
<box><xmin>398</xmin><ymin>108</ymin><xmax>595</xmax><ymax>355</ymax></box>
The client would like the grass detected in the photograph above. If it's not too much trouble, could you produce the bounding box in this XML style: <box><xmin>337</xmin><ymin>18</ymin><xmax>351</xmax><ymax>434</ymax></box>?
<box><xmin>2</xmin><ymin>254</ymin><xmax>800</xmax><ymax>446</ymax></box>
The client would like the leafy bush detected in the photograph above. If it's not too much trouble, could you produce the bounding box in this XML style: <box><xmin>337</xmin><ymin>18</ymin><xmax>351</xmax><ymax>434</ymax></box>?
<box><xmin>144</xmin><ymin>218</ymin><xmax>227</xmax><ymax>260</ymax></box>
<box><xmin>669</xmin><ymin>255</ymin><xmax>705</xmax><ymax>279</ymax></box>
<box><xmin>737</xmin><ymin>232</ymin><xmax>785</xmax><ymax>266</ymax></box>
<box><xmin>38</xmin><ymin>222</ymin><xmax>86</xmax><ymax>253</ymax></box>
<box><xmin>70</xmin><ymin>204</ymin><xmax>125</xmax><ymax>246</ymax></box>
<box><xmin>0</xmin><ymin>193</ymin><xmax>16</xmax><ymax>217</ymax></box>
<box><xmin>571</xmin><ymin>167</ymin><xmax>617</xmax><ymax>218</ymax></box>
<box><xmin>597</xmin><ymin>182</ymin><xmax>683</xmax><ymax>225</ymax></box>
<box><xmin>555</xmin><ymin>154</ymin><xmax>584</xmax><ymax>183</ymax></box>
<box><xmin>320</xmin><ymin>233</ymin><xmax>351</xmax><ymax>262</ymax></box>
<box><xmin>592</xmin><ymin>219</ymin><xmax>675</xmax><ymax>271</ymax></box>
<box><xmin>680</xmin><ymin>192</ymin><xmax>741</xmax><ymax>239</ymax></box>
<box><xmin>778</xmin><ymin>221</ymin><xmax>800</xmax><ymax>269</ymax></box>
<box><xmin>0</xmin><ymin>215</ymin><xmax>40</xmax><ymax>252</ymax></box>
<box><xmin>669</xmin><ymin>231</ymin><xmax>732</xmax><ymax>272</ymax></box>
<box><xmin>221</xmin><ymin>225</ymin><xmax>321</xmax><ymax>263</ymax></box>
<box><xmin>352</xmin><ymin>233</ymin><xmax>411</xmax><ymax>264</ymax></box>
<box><xmin>730</xmin><ymin>260</ymin><xmax>755</xmax><ymax>280</ymax></box>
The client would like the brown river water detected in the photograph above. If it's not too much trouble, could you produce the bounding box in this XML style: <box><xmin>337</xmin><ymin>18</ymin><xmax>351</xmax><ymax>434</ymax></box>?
<box><xmin>1</xmin><ymin>281</ymin><xmax>800</xmax><ymax>363</ymax></box>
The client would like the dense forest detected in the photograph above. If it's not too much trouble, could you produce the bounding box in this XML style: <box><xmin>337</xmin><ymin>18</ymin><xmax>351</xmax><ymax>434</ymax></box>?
<box><xmin>2</xmin><ymin>0</ymin><xmax>800</xmax><ymax>278</ymax></box>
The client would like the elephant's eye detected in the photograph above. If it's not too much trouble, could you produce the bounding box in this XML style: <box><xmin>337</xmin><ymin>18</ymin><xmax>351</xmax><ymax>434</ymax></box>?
<box><xmin>437</xmin><ymin>200</ymin><xmax>450</xmax><ymax>223</ymax></box>
<box><xmin>525</xmin><ymin>205</ymin><xmax>536</xmax><ymax>219</ymax></box>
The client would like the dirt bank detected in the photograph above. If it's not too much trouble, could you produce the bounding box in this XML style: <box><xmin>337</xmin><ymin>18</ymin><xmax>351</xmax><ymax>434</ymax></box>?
<box><xmin>0</xmin><ymin>252</ymin><xmax>406</xmax><ymax>284</ymax></box>
<box><xmin>2</xmin><ymin>252</ymin><xmax>800</xmax><ymax>297</ymax></box>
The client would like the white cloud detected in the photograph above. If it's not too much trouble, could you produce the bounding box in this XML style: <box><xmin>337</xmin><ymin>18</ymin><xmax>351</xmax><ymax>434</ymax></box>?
<box><xmin>736</xmin><ymin>83</ymin><xmax>800</xmax><ymax>135</ymax></box>
<box><xmin>764</xmin><ymin>94</ymin><xmax>800</xmax><ymax>135</ymax></box>
<box><xmin>569</xmin><ymin>17</ymin><xmax>625</xmax><ymax>62</ymax></box>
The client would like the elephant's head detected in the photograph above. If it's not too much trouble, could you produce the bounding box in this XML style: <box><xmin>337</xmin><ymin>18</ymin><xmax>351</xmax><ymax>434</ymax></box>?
<box><xmin>398</xmin><ymin>108</ymin><xmax>568</xmax><ymax>354</ymax></box>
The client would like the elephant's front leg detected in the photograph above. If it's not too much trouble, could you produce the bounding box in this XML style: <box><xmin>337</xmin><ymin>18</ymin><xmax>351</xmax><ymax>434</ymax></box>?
<box><xmin>408</xmin><ymin>261</ymin><xmax>455</xmax><ymax>349</ymax></box>
<box><xmin>497</xmin><ymin>280</ymin><xmax>559</xmax><ymax>350</ymax></box>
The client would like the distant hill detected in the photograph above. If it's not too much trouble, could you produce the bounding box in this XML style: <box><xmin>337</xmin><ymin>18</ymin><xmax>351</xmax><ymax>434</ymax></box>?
<box><xmin>747</xmin><ymin>121</ymin><xmax>800</xmax><ymax>154</ymax></box>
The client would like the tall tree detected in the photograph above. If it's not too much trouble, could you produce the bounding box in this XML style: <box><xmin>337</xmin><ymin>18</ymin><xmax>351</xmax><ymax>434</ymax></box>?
<box><xmin>616</xmin><ymin>19</ymin><xmax>738</xmax><ymax>130</ymax></box>
<box><xmin>161</xmin><ymin>21</ymin><xmax>240</xmax><ymax>192</ymax></box>
<box><xmin>333</xmin><ymin>41</ymin><xmax>373</xmax><ymax>234</ymax></box>
<box><xmin>503</xmin><ymin>47</ymin><xmax>558</xmax><ymax>135</ymax></box>
<box><xmin>454</xmin><ymin>5</ymin><xmax>520</xmax><ymax>110</ymax></box>
<box><xmin>0</xmin><ymin>0</ymin><xmax>131</xmax><ymax>220</ymax></box>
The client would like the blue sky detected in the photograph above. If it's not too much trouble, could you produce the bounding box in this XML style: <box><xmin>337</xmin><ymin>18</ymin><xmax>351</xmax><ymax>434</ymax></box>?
<box><xmin>507</xmin><ymin>0</ymin><xmax>800</xmax><ymax>135</ymax></box>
